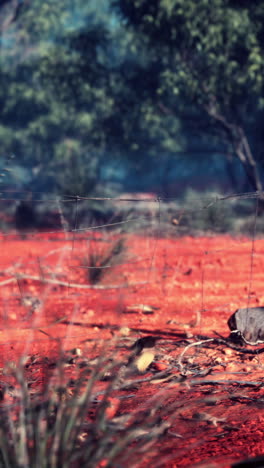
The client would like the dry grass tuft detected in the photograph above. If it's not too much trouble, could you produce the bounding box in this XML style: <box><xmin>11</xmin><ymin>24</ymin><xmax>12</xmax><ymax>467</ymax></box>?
<box><xmin>83</xmin><ymin>238</ymin><xmax>125</xmax><ymax>284</ymax></box>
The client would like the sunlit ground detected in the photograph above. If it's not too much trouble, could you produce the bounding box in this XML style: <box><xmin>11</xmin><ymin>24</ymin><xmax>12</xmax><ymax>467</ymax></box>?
<box><xmin>0</xmin><ymin>231</ymin><xmax>264</xmax><ymax>467</ymax></box>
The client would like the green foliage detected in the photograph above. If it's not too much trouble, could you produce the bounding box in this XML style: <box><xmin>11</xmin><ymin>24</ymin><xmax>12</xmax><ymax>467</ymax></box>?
<box><xmin>0</xmin><ymin>0</ymin><xmax>186</xmax><ymax>197</ymax></box>
<box><xmin>0</xmin><ymin>0</ymin><xmax>117</xmax><ymax>195</ymax></box>
<box><xmin>115</xmin><ymin>0</ymin><xmax>264</xmax><ymax>192</ymax></box>
<box><xmin>2</xmin><ymin>0</ymin><xmax>264</xmax><ymax>198</ymax></box>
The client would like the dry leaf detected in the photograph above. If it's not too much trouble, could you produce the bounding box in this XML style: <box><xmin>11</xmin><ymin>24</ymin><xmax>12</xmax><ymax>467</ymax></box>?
<box><xmin>150</xmin><ymin>374</ymin><xmax>174</xmax><ymax>384</ymax></box>
<box><xmin>135</xmin><ymin>350</ymin><xmax>155</xmax><ymax>372</ymax></box>
<box><xmin>123</xmin><ymin>304</ymin><xmax>159</xmax><ymax>314</ymax></box>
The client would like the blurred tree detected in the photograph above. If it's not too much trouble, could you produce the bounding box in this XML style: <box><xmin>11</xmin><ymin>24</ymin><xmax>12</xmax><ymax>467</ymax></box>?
<box><xmin>0</xmin><ymin>0</ymin><xmax>187</xmax><ymax>197</ymax></box>
<box><xmin>114</xmin><ymin>0</ymin><xmax>264</xmax><ymax>195</ymax></box>
<box><xmin>103</xmin><ymin>13</ymin><xmax>186</xmax><ymax>196</ymax></box>
<box><xmin>0</xmin><ymin>0</ymin><xmax>118</xmax><ymax>195</ymax></box>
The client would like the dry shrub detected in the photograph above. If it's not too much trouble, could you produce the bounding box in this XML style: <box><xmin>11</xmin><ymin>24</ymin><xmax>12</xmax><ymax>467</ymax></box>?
<box><xmin>83</xmin><ymin>237</ymin><xmax>125</xmax><ymax>284</ymax></box>
<box><xmin>0</xmin><ymin>343</ymin><xmax>177</xmax><ymax>468</ymax></box>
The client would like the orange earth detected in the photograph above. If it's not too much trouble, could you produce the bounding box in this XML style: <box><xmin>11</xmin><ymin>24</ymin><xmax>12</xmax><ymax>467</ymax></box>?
<box><xmin>1</xmin><ymin>231</ymin><xmax>264</xmax><ymax>467</ymax></box>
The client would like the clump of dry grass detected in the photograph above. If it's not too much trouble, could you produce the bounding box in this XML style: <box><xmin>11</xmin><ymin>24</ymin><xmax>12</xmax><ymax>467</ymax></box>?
<box><xmin>83</xmin><ymin>237</ymin><xmax>125</xmax><ymax>284</ymax></box>
<box><xmin>0</xmin><ymin>341</ymin><xmax>176</xmax><ymax>468</ymax></box>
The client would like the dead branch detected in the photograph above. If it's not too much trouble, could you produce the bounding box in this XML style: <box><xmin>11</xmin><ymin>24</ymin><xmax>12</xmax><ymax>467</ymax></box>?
<box><xmin>212</xmin><ymin>336</ymin><xmax>264</xmax><ymax>355</ymax></box>
<box><xmin>0</xmin><ymin>274</ymin><xmax>148</xmax><ymax>290</ymax></box>
<box><xmin>178</xmin><ymin>339</ymin><xmax>215</xmax><ymax>370</ymax></box>
<box><xmin>190</xmin><ymin>378</ymin><xmax>264</xmax><ymax>388</ymax></box>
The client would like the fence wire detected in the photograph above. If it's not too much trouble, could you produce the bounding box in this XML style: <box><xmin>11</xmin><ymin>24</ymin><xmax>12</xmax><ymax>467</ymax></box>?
<box><xmin>0</xmin><ymin>188</ymin><xmax>263</xmax><ymax>344</ymax></box>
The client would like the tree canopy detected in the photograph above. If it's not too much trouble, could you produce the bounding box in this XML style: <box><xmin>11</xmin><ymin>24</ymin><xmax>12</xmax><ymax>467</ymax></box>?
<box><xmin>0</xmin><ymin>0</ymin><xmax>119</xmax><ymax>194</ymax></box>
<box><xmin>1</xmin><ymin>0</ymin><xmax>264</xmax><ymax>197</ymax></box>
<box><xmin>115</xmin><ymin>0</ymin><xmax>264</xmax><ymax>193</ymax></box>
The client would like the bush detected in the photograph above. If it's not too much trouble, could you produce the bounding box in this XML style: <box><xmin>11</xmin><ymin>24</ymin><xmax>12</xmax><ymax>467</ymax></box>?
<box><xmin>0</xmin><ymin>343</ymin><xmax>175</xmax><ymax>468</ymax></box>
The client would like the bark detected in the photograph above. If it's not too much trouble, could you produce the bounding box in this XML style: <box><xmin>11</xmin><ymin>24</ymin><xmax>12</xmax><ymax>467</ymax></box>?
<box><xmin>204</xmin><ymin>103</ymin><xmax>264</xmax><ymax>210</ymax></box>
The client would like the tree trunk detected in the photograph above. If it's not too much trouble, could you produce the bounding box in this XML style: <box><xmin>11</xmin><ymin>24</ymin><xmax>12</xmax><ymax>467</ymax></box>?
<box><xmin>205</xmin><ymin>105</ymin><xmax>264</xmax><ymax>211</ymax></box>
<box><xmin>231</xmin><ymin>127</ymin><xmax>264</xmax><ymax>211</ymax></box>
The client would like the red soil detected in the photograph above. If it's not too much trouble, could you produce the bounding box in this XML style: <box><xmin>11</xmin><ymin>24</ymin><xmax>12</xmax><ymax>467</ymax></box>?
<box><xmin>1</xmin><ymin>231</ymin><xmax>264</xmax><ymax>467</ymax></box>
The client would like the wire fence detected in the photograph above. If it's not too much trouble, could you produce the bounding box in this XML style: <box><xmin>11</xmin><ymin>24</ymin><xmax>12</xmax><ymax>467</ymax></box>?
<box><xmin>0</xmin><ymin>189</ymin><xmax>262</xmax><ymax>339</ymax></box>
<box><xmin>1</xmin><ymin>189</ymin><xmax>264</xmax><ymax>467</ymax></box>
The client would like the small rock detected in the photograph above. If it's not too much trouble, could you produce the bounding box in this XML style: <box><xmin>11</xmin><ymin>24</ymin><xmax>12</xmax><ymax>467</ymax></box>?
<box><xmin>119</xmin><ymin>326</ymin><xmax>130</xmax><ymax>336</ymax></box>
<box><xmin>228</xmin><ymin>307</ymin><xmax>264</xmax><ymax>345</ymax></box>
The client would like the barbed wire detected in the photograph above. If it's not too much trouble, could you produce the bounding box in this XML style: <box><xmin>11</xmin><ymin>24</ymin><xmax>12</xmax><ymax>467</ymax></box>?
<box><xmin>0</xmin><ymin>187</ymin><xmax>262</xmax><ymax>348</ymax></box>
<box><xmin>0</xmin><ymin>189</ymin><xmax>263</xmax><ymax>201</ymax></box>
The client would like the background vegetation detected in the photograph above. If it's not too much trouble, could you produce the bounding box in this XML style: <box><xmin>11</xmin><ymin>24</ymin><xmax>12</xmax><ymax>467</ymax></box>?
<box><xmin>1</xmin><ymin>0</ymin><xmax>264</xmax><ymax>199</ymax></box>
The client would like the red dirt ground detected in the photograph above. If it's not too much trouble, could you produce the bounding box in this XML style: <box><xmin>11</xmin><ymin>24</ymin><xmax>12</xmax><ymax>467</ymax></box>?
<box><xmin>1</xmin><ymin>231</ymin><xmax>264</xmax><ymax>467</ymax></box>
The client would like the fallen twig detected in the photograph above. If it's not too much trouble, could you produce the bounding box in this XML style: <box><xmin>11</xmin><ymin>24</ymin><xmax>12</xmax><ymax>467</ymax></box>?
<box><xmin>198</xmin><ymin>332</ymin><xmax>264</xmax><ymax>355</ymax></box>
<box><xmin>0</xmin><ymin>274</ymin><xmax>148</xmax><ymax>290</ymax></box>
<box><xmin>178</xmin><ymin>339</ymin><xmax>215</xmax><ymax>371</ymax></box>
<box><xmin>190</xmin><ymin>378</ymin><xmax>264</xmax><ymax>387</ymax></box>
<box><xmin>212</xmin><ymin>336</ymin><xmax>264</xmax><ymax>354</ymax></box>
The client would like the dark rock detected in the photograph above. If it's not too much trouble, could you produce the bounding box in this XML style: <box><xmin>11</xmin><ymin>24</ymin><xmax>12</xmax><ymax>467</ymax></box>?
<box><xmin>232</xmin><ymin>454</ymin><xmax>264</xmax><ymax>467</ymax></box>
<box><xmin>228</xmin><ymin>307</ymin><xmax>264</xmax><ymax>345</ymax></box>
